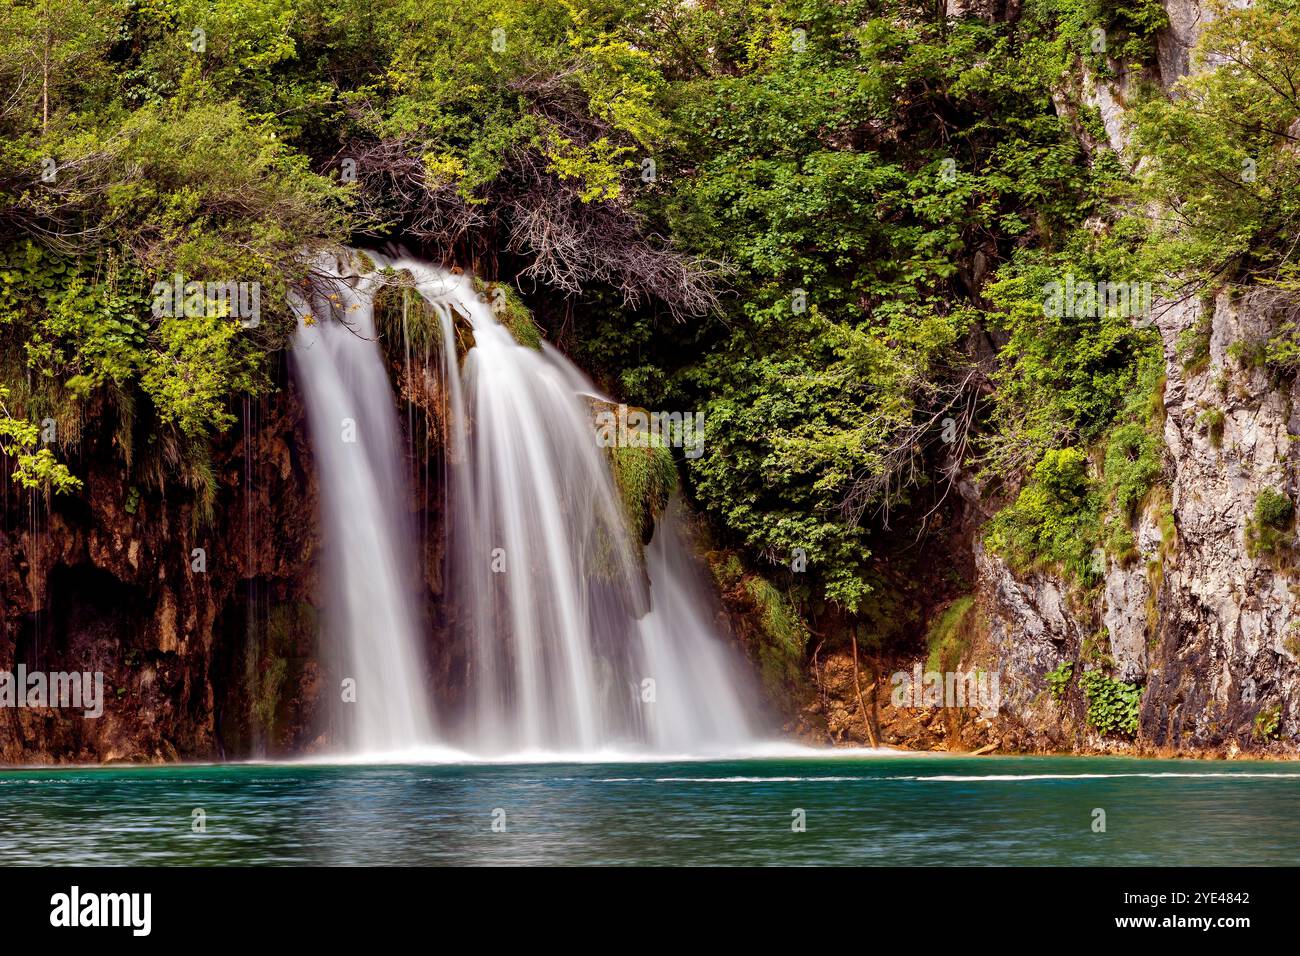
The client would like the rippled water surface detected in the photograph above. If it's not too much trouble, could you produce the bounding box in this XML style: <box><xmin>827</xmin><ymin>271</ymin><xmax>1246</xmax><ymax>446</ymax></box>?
<box><xmin>2</xmin><ymin>755</ymin><xmax>1298</xmax><ymax>865</ymax></box>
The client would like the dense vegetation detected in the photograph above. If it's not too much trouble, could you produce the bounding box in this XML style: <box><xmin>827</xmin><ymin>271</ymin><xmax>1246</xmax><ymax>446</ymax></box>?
<box><xmin>1</xmin><ymin>0</ymin><xmax>1297</xmax><ymax>643</ymax></box>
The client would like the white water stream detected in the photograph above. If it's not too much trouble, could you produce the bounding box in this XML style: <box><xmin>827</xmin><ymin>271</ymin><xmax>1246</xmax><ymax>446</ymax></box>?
<box><xmin>292</xmin><ymin>250</ymin><xmax>762</xmax><ymax>758</ymax></box>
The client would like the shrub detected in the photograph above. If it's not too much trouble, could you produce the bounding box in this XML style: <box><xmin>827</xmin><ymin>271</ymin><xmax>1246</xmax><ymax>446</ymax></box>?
<box><xmin>1253</xmin><ymin>705</ymin><xmax>1282</xmax><ymax>742</ymax></box>
<box><xmin>1197</xmin><ymin>406</ymin><xmax>1225</xmax><ymax>447</ymax></box>
<box><xmin>1246</xmin><ymin>487</ymin><xmax>1295</xmax><ymax>559</ymax></box>
<box><xmin>987</xmin><ymin>448</ymin><xmax>1101</xmax><ymax>582</ymax></box>
<box><xmin>1045</xmin><ymin>660</ymin><xmax>1074</xmax><ymax>702</ymax></box>
<box><xmin>1079</xmin><ymin>669</ymin><xmax>1141</xmax><ymax>736</ymax></box>
<box><xmin>1103</xmin><ymin>422</ymin><xmax>1162</xmax><ymax>520</ymax></box>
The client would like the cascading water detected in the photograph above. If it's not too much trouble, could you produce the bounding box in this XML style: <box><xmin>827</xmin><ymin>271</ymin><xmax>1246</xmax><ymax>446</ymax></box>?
<box><xmin>292</xmin><ymin>249</ymin><xmax>763</xmax><ymax>758</ymax></box>
<box><xmin>290</xmin><ymin>261</ymin><xmax>436</xmax><ymax>754</ymax></box>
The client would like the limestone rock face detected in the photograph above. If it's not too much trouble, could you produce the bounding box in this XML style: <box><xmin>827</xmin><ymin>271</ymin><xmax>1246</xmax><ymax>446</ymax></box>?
<box><xmin>1142</xmin><ymin>290</ymin><xmax>1299</xmax><ymax>749</ymax></box>
<box><xmin>1155</xmin><ymin>0</ymin><xmax>1252</xmax><ymax>86</ymax></box>
<box><xmin>919</xmin><ymin>0</ymin><xmax>1300</xmax><ymax>756</ymax></box>
<box><xmin>961</xmin><ymin>289</ymin><xmax>1299</xmax><ymax>755</ymax></box>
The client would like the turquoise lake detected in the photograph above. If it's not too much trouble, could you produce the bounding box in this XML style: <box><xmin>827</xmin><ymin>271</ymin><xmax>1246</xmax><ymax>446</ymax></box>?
<box><xmin>2</xmin><ymin>755</ymin><xmax>1298</xmax><ymax>865</ymax></box>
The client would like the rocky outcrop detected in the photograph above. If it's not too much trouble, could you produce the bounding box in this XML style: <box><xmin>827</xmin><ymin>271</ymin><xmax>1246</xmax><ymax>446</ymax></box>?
<box><xmin>827</xmin><ymin>0</ymin><xmax>1300</xmax><ymax>757</ymax></box>
<box><xmin>1143</xmin><ymin>290</ymin><xmax>1299</xmax><ymax>751</ymax></box>
<box><xmin>945</xmin><ymin>290</ymin><xmax>1300</xmax><ymax>757</ymax></box>
<box><xmin>0</xmin><ymin>370</ymin><xmax>329</xmax><ymax>763</ymax></box>
<box><xmin>1156</xmin><ymin>0</ymin><xmax>1252</xmax><ymax>87</ymax></box>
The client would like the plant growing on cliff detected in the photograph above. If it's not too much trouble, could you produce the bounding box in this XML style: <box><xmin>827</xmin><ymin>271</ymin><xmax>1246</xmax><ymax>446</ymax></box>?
<box><xmin>1246</xmin><ymin>487</ymin><xmax>1296</xmax><ymax>559</ymax></box>
<box><xmin>1045</xmin><ymin>660</ymin><xmax>1074</xmax><ymax>702</ymax></box>
<box><xmin>1079</xmin><ymin>668</ymin><xmax>1141</xmax><ymax>737</ymax></box>
<box><xmin>1253</xmin><ymin>705</ymin><xmax>1282</xmax><ymax>742</ymax></box>
<box><xmin>1197</xmin><ymin>406</ymin><xmax>1225</xmax><ymax>448</ymax></box>
<box><xmin>609</xmin><ymin>433</ymin><xmax>677</xmax><ymax>546</ymax></box>
<box><xmin>0</xmin><ymin>384</ymin><xmax>81</xmax><ymax>493</ymax></box>
<box><xmin>708</xmin><ymin>551</ymin><xmax>809</xmax><ymax>704</ymax></box>
<box><xmin>1130</xmin><ymin>0</ymin><xmax>1300</xmax><ymax>292</ymax></box>
<box><xmin>925</xmin><ymin>596</ymin><xmax>975</xmax><ymax>673</ymax></box>
<box><xmin>987</xmin><ymin>447</ymin><xmax>1101</xmax><ymax>582</ymax></box>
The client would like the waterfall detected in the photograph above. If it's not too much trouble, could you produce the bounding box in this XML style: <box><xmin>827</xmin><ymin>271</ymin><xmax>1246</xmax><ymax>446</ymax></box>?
<box><xmin>289</xmin><ymin>261</ymin><xmax>436</xmax><ymax>754</ymax></box>
<box><xmin>292</xmin><ymin>249</ymin><xmax>763</xmax><ymax>758</ymax></box>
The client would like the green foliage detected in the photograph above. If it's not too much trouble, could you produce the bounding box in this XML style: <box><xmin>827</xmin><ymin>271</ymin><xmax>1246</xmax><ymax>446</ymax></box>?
<box><xmin>1045</xmin><ymin>660</ymin><xmax>1074</xmax><ymax>702</ymax></box>
<box><xmin>0</xmin><ymin>0</ymin><xmax>1288</xmax><ymax>647</ymax></box>
<box><xmin>982</xmin><ymin>231</ymin><xmax>1164</xmax><ymax>476</ymax></box>
<box><xmin>1079</xmin><ymin>668</ymin><xmax>1141</xmax><ymax>736</ymax></box>
<box><xmin>744</xmin><ymin>574</ymin><xmax>811</xmax><ymax>699</ymax></box>
<box><xmin>0</xmin><ymin>385</ymin><xmax>81</xmax><ymax>493</ymax></box>
<box><xmin>1023</xmin><ymin>0</ymin><xmax>1169</xmax><ymax>67</ymax></box>
<box><xmin>709</xmin><ymin>550</ymin><xmax>810</xmax><ymax>700</ymax></box>
<box><xmin>984</xmin><ymin>280</ymin><xmax>1165</xmax><ymax>583</ymax></box>
<box><xmin>1255</xmin><ymin>487</ymin><xmax>1295</xmax><ymax>529</ymax></box>
<box><xmin>580</xmin><ymin>0</ymin><xmax>1114</xmax><ymax>612</ymax></box>
<box><xmin>1129</xmin><ymin>0</ymin><xmax>1300</xmax><ymax>290</ymax></box>
<box><xmin>1253</xmin><ymin>704</ymin><xmax>1282</xmax><ymax>742</ymax></box>
<box><xmin>987</xmin><ymin>447</ymin><xmax>1101</xmax><ymax>581</ymax></box>
<box><xmin>1198</xmin><ymin>406</ymin><xmax>1225</xmax><ymax>447</ymax></box>
<box><xmin>1266</xmin><ymin>331</ymin><xmax>1300</xmax><ymax>372</ymax></box>
<box><xmin>1246</xmin><ymin>487</ymin><xmax>1295</xmax><ymax>558</ymax></box>
<box><xmin>1175</xmin><ymin>309</ymin><xmax>1214</xmax><ymax>375</ymax></box>
<box><xmin>474</xmin><ymin>278</ymin><xmax>541</xmax><ymax>350</ymax></box>
<box><xmin>1103</xmin><ymin>422</ymin><xmax>1162</xmax><ymax>521</ymax></box>
<box><xmin>977</xmin><ymin>0</ymin><xmax>1300</xmax><ymax>599</ymax></box>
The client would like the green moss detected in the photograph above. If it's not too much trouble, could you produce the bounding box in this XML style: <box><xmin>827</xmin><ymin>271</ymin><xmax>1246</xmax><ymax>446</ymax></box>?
<box><xmin>924</xmin><ymin>595</ymin><xmax>975</xmax><ymax>673</ymax></box>
<box><xmin>473</xmin><ymin>278</ymin><xmax>541</xmax><ymax>351</ymax></box>
<box><xmin>251</xmin><ymin>655</ymin><xmax>289</xmax><ymax>733</ymax></box>
<box><xmin>373</xmin><ymin>270</ymin><xmax>446</xmax><ymax>353</ymax></box>
<box><xmin>245</xmin><ymin>601</ymin><xmax>316</xmax><ymax>747</ymax></box>
<box><xmin>744</xmin><ymin>574</ymin><xmax>810</xmax><ymax>698</ymax></box>
<box><xmin>609</xmin><ymin>432</ymin><xmax>677</xmax><ymax>545</ymax></box>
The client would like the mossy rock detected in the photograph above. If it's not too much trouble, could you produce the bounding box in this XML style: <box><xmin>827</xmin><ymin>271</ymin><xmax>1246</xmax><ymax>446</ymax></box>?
<box><xmin>744</xmin><ymin>574</ymin><xmax>810</xmax><ymax>698</ymax></box>
<box><xmin>924</xmin><ymin>595</ymin><xmax>975</xmax><ymax>673</ymax></box>
<box><xmin>608</xmin><ymin>434</ymin><xmax>677</xmax><ymax>545</ymax></box>
<box><xmin>372</xmin><ymin>269</ymin><xmax>449</xmax><ymax>353</ymax></box>
<box><xmin>472</xmin><ymin>277</ymin><xmax>541</xmax><ymax>350</ymax></box>
<box><xmin>245</xmin><ymin>601</ymin><xmax>318</xmax><ymax>748</ymax></box>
